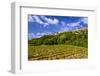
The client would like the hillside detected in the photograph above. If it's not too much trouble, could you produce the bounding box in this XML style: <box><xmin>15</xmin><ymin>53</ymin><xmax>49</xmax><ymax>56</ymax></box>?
<box><xmin>28</xmin><ymin>29</ymin><xmax>88</xmax><ymax>60</ymax></box>
<box><xmin>28</xmin><ymin>29</ymin><xmax>88</xmax><ymax>48</ymax></box>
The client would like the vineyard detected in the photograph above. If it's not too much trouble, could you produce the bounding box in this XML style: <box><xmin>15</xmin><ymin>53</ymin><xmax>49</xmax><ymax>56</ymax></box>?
<box><xmin>28</xmin><ymin>29</ymin><xmax>88</xmax><ymax>60</ymax></box>
<box><xmin>28</xmin><ymin>45</ymin><xmax>88</xmax><ymax>60</ymax></box>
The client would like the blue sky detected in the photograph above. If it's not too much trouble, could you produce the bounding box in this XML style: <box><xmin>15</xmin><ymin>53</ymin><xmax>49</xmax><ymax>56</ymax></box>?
<box><xmin>28</xmin><ymin>15</ymin><xmax>88</xmax><ymax>40</ymax></box>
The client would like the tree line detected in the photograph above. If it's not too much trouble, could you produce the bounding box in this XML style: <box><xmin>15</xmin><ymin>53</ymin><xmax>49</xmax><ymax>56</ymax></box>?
<box><xmin>28</xmin><ymin>29</ymin><xmax>88</xmax><ymax>48</ymax></box>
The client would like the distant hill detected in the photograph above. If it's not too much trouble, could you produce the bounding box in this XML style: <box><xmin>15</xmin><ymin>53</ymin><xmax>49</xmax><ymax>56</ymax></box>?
<box><xmin>28</xmin><ymin>28</ymin><xmax>88</xmax><ymax>48</ymax></box>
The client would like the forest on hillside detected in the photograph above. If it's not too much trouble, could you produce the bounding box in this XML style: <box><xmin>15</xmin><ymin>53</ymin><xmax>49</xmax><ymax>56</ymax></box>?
<box><xmin>28</xmin><ymin>29</ymin><xmax>88</xmax><ymax>48</ymax></box>
<box><xmin>28</xmin><ymin>29</ymin><xmax>88</xmax><ymax>60</ymax></box>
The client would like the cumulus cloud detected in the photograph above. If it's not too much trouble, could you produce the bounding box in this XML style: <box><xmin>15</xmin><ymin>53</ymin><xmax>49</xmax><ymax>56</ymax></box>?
<box><xmin>32</xmin><ymin>16</ymin><xmax>44</xmax><ymax>24</ymax></box>
<box><xmin>28</xmin><ymin>15</ymin><xmax>59</xmax><ymax>27</ymax></box>
<box><xmin>28</xmin><ymin>33</ymin><xmax>43</xmax><ymax>39</ymax></box>
<box><xmin>61</xmin><ymin>21</ymin><xmax>66</xmax><ymax>26</ymax></box>
<box><xmin>40</xmin><ymin>16</ymin><xmax>59</xmax><ymax>25</ymax></box>
<box><xmin>65</xmin><ymin>17</ymin><xmax>88</xmax><ymax>28</ymax></box>
<box><xmin>28</xmin><ymin>16</ymin><xmax>34</xmax><ymax>22</ymax></box>
<box><xmin>66</xmin><ymin>22</ymin><xmax>80</xmax><ymax>27</ymax></box>
<box><xmin>80</xmin><ymin>18</ymin><xmax>88</xmax><ymax>24</ymax></box>
<box><xmin>43</xmin><ymin>23</ymin><xmax>49</xmax><ymax>27</ymax></box>
<box><xmin>28</xmin><ymin>32</ymin><xmax>52</xmax><ymax>39</ymax></box>
<box><xmin>36</xmin><ymin>32</ymin><xmax>52</xmax><ymax>36</ymax></box>
<box><xmin>28</xmin><ymin>15</ymin><xmax>44</xmax><ymax>25</ymax></box>
<box><xmin>60</xmin><ymin>21</ymin><xmax>80</xmax><ymax>28</ymax></box>
<box><xmin>28</xmin><ymin>33</ymin><xmax>38</xmax><ymax>40</ymax></box>
<box><xmin>59</xmin><ymin>20</ymin><xmax>85</xmax><ymax>32</ymax></box>
<box><xmin>36</xmin><ymin>32</ymin><xmax>46</xmax><ymax>36</ymax></box>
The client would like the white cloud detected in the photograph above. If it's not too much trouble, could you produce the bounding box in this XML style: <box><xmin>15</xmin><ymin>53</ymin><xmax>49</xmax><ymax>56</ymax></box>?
<box><xmin>41</xmin><ymin>33</ymin><xmax>47</xmax><ymax>36</ymax></box>
<box><xmin>36</xmin><ymin>32</ymin><xmax>46</xmax><ymax>36</ymax></box>
<box><xmin>31</xmin><ymin>16</ymin><xmax>44</xmax><ymax>24</ymax></box>
<box><xmin>40</xmin><ymin>16</ymin><xmax>59</xmax><ymax>25</ymax></box>
<box><xmin>61</xmin><ymin>21</ymin><xmax>66</xmax><ymax>26</ymax></box>
<box><xmin>28</xmin><ymin>33</ymin><xmax>37</xmax><ymax>40</ymax></box>
<box><xmin>61</xmin><ymin>21</ymin><xmax>80</xmax><ymax>27</ymax></box>
<box><xmin>67</xmin><ymin>22</ymin><xmax>80</xmax><ymax>27</ymax></box>
<box><xmin>36</xmin><ymin>32</ymin><xmax>52</xmax><ymax>36</ymax></box>
<box><xmin>81</xmin><ymin>18</ymin><xmax>88</xmax><ymax>24</ymax></box>
<box><xmin>59</xmin><ymin>21</ymin><xmax>81</xmax><ymax>32</ymax></box>
<box><xmin>60</xmin><ymin>17</ymin><xmax>88</xmax><ymax>28</ymax></box>
<box><xmin>28</xmin><ymin>32</ymin><xmax>47</xmax><ymax>39</ymax></box>
<box><xmin>36</xmin><ymin>32</ymin><xmax>41</xmax><ymax>36</ymax></box>
<box><xmin>29</xmin><ymin>15</ymin><xmax>59</xmax><ymax>27</ymax></box>
<box><xmin>28</xmin><ymin>32</ymin><xmax>53</xmax><ymax>40</ymax></box>
<box><xmin>28</xmin><ymin>16</ymin><xmax>34</xmax><ymax>22</ymax></box>
<box><xmin>47</xmin><ymin>18</ymin><xmax>59</xmax><ymax>24</ymax></box>
<box><xmin>43</xmin><ymin>23</ymin><xmax>49</xmax><ymax>27</ymax></box>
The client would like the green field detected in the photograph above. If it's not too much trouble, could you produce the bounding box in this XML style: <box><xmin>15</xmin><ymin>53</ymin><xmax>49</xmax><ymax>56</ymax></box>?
<box><xmin>28</xmin><ymin>45</ymin><xmax>88</xmax><ymax>60</ymax></box>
